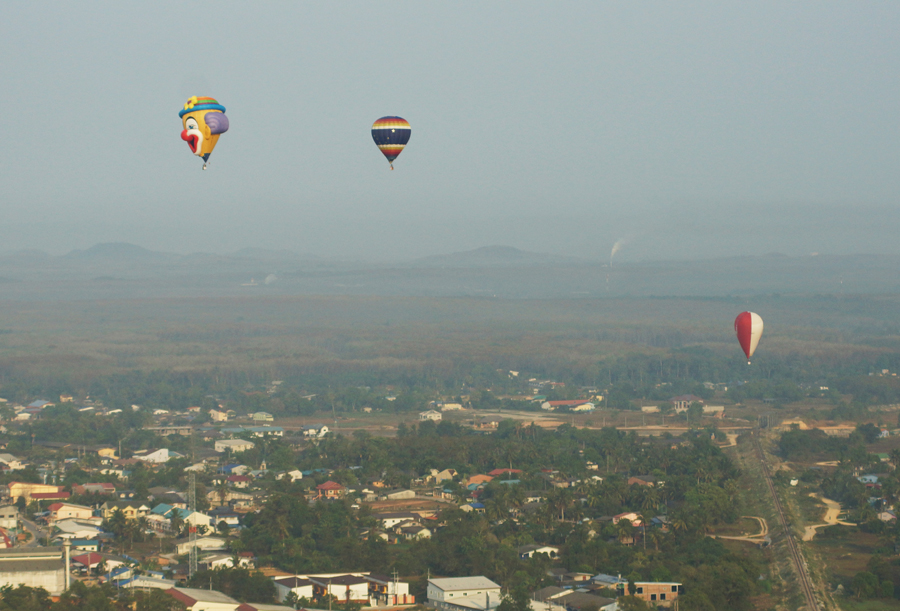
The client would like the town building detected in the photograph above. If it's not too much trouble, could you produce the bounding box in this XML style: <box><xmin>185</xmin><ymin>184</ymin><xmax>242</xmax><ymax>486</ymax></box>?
<box><xmin>316</xmin><ymin>481</ymin><xmax>346</xmax><ymax>499</ymax></box>
<box><xmin>310</xmin><ymin>574</ymin><xmax>370</xmax><ymax>604</ymax></box>
<box><xmin>8</xmin><ymin>482</ymin><xmax>65</xmax><ymax>503</ymax></box>
<box><xmin>48</xmin><ymin>502</ymin><xmax>93</xmax><ymax>523</ymax></box>
<box><xmin>303</xmin><ymin>424</ymin><xmax>329</xmax><ymax>438</ymax></box>
<box><xmin>427</xmin><ymin>576</ymin><xmax>502</xmax><ymax>611</ymax></box>
<box><xmin>616</xmin><ymin>581</ymin><xmax>682</xmax><ymax>607</ymax></box>
<box><xmin>165</xmin><ymin>586</ymin><xmax>240</xmax><ymax>610</ymax></box>
<box><xmin>0</xmin><ymin>506</ymin><xmax>17</xmax><ymax>530</ymax></box>
<box><xmin>517</xmin><ymin>544</ymin><xmax>559</xmax><ymax>559</ymax></box>
<box><xmin>215</xmin><ymin>439</ymin><xmax>255</xmax><ymax>453</ymax></box>
<box><xmin>0</xmin><ymin>548</ymin><xmax>66</xmax><ymax>595</ymax></box>
<box><xmin>273</xmin><ymin>576</ymin><xmax>315</xmax><ymax>602</ymax></box>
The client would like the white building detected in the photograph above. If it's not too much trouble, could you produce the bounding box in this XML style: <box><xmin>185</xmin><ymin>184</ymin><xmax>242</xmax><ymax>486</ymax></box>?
<box><xmin>310</xmin><ymin>574</ymin><xmax>370</xmax><ymax>604</ymax></box>
<box><xmin>48</xmin><ymin>503</ymin><xmax>93</xmax><ymax>524</ymax></box>
<box><xmin>275</xmin><ymin>470</ymin><xmax>303</xmax><ymax>482</ymax></box>
<box><xmin>53</xmin><ymin>520</ymin><xmax>102</xmax><ymax>540</ymax></box>
<box><xmin>200</xmin><ymin>553</ymin><xmax>253</xmax><ymax>570</ymax></box>
<box><xmin>0</xmin><ymin>454</ymin><xmax>25</xmax><ymax>471</ymax></box>
<box><xmin>215</xmin><ymin>439</ymin><xmax>255</xmax><ymax>453</ymax></box>
<box><xmin>302</xmin><ymin>424</ymin><xmax>329</xmax><ymax>438</ymax></box>
<box><xmin>274</xmin><ymin>576</ymin><xmax>315</xmax><ymax>603</ymax></box>
<box><xmin>570</xmin><ymin>403</ymin><xmax>596</xmax><ymax>412</ymax></box>
<box><xmin>419</xmin><ymin>410</ymin><xmax>442</xmax><ymax>422</ymax></box>
<box><xmin>0</xmin><ymin>548</ymin><xmax>66</xmax><ymax>595</ymax></box>
<box><xmin>366</xmin><ymin>574</ymin><xmax>412</xmax><ymax>605</ymax></box>
<box><xmin>518</xmin><ymin>544</ymin><xmax>560</xmax><ymax>559</ymax></box>
<box><xmin>175</xmin><ymin>536</ymin><xmax>227</xmax><ymax>555</ymax></box>
<box><xmin>134</xmin><ymin>449</ymin><xmax>183</xmax><ymax>464</ymax></box>
<box><xmin>208</xmin><ymin>409</ymin><xmax>229</xmax><ymax>422</ymax></box>
<box><xmin>165</xmin><ymin>586</ymin><xmax>240</xmax><ymax>610</ymax></box>
<box><xmin>427</xmin><ymin>577</ymin><xmax>502</xmax><ymax>611</ymax></box>
<box><xmin>0</xmin><ymin>506</ymin><xmax>17</xmax><ymax>530</ymax></box>
<box><xmin>373</xmin><ymin>512</ymin><xmax>420</xmax><ymax>529</ymax></box>
<box><xmin>385</xmin><ymin>489</ymin><xmax>415</xmax><ymax>500</ymax></box>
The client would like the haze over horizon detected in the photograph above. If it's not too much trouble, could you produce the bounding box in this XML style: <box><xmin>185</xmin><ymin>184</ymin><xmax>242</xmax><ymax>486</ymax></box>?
<box><xmin>3</xmin><ymin>3</ymin><xmax>899</xmax><ymax>261</ymax></box>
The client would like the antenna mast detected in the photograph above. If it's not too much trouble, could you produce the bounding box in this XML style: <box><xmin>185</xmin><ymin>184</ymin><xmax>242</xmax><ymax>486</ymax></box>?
<box><xmin>188</xmin><ymin>471</ymin><xmax>198</xmax><ymax>577</ymax></box>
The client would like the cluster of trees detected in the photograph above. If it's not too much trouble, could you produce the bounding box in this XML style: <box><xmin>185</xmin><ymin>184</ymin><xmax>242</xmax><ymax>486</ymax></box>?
<box><xmin>230</xmin><ymin>425</ymin><xmax>759</xmax><ymax>610</ymax></box>
<box><xmin>0</xmin><ymin>583</ymin><xmax>184</xmax><ymax>611</ymax></box>
<box><xmin>778</xmin><ymin>426</ymin><xmax>900</xmax><ymax>599</ymax></box>
<box><xmin>8</xmin><ymin>323</ymin><xmax>900</xmax><ymax>424</ymax></box>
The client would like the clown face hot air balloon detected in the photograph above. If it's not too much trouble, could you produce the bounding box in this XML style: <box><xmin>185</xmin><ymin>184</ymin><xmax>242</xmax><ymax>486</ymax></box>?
<box><xmin>179</xmin><ymin>96</ymin><xmax>229</xmax><ymax>170</ymax></box>
<box><xmin>372</xmin><ymin>116</ymin><xmax>410</xmax><ymax>169</ymax></box>
<box><xmin>734</xmin><ymin>311</ymin><xmax>764</xmax><ymax>364</ymax></box>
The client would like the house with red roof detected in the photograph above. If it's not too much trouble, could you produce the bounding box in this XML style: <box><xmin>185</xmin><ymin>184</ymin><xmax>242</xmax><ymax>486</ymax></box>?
<box><xmin>31</xmin><ymin>491</ymin><xmax>71</xmax><ymax>502</ymax></box>
<box><xmin>316</xmin><ymin>481</ymin><xmax>346</xmax><ymax>499</ymax></box>
<box><xmin>487</xmin><ymin>468</ymin><xmax>522</xmax><ymax>477</ymax></box>
<box><xmin>7</xmin><ymin>482</ymin><xmax>67</xmax><ymax>503</ymax></box>
<box><xmin>47</xmin><ymin>502</ymin><xmax>93</xmax><ymax>523</ymax></box>
<box><xmin>612</xmin><ymin>512</ymin><xmax>642</xmax><ymax>526</ymax></box>
<box><xmin>226</xmin><ymin>475</ymin><xmax>251</xmax><ymax>489</ymax></box>
<box><xmin>71</xmin><ymin>552</ymin><xmax>104</xmax><ymax>570</ymax></box>
<box><xmin>72</xmin><ymin>483</ymin><xmax>115</xmax><ymax>496</ymax></box>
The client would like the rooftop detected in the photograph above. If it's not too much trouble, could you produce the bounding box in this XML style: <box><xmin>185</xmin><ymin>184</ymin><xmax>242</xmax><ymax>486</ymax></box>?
<box><xmin>429</xmin><ymin>576</ymin><xmax>501</xmax><ymax>591</ymax></box>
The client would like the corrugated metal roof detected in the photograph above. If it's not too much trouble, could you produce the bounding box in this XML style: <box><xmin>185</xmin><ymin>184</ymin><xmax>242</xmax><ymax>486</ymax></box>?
<box><xmin>429</xmin><ymin>576</ymin><xmax>500</xmax><ymax>591</ymax></box>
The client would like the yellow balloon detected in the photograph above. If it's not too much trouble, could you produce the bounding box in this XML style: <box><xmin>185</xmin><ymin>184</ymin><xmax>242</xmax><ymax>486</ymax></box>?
<box><xmin>179</xmin><ymin>97</ymin><xmax>229</xmax><ymax>165</ymax></box>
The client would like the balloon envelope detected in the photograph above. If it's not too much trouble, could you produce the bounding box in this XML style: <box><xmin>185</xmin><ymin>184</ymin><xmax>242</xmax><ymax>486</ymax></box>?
<box><xmin>734</xmin><ymin>311</ymin><xmax>764</xmax><ymax>362</ymax></box>
<box><xmin>372</xmin><ymin>116</ymin><xmax>411</xmax><ymax>167</ymax></box>
<box><xmin>179</xmin><ymin>96</ymin><xmax>229</xmax><ymax>166</ymax></box>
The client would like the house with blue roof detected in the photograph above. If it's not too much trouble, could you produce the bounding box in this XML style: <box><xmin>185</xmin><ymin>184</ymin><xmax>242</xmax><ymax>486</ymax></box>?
<box><xmin>71</xmin><ymin>539</ymin><xmax>99</xmax><ymax>552</ymax></box>
<box><xmin>219</xmin><ymin>464</ymin><xmax>249</xmax><ymax>476</ymax></box>
<box><xmin>151</xmin><ymin>503</ymin><xmax>175</xmax><ymax>517</ymax></box>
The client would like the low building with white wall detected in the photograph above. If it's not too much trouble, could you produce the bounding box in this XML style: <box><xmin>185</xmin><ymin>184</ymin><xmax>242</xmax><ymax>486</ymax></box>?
<box><xmin>0</xmin><ymin>547</ymin><xmax>66</xmax><ymax>595</ymax></box>
<box><xmin>427</xmin><ymin>576</ymin><xmax>502</xmax><ymax>611</ymax></box>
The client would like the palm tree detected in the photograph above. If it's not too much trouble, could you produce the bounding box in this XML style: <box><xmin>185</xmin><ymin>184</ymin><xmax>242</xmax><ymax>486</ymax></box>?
<box><xmin>671</xmin><ymin>515</ymin><xmax>688</xmax><ymax>540</ymax></box>
<box><xmin>646</xmin><ymin>528</ymin><xmax>663</xmax><ymax>551</ymax></box>
<box><xmin>616</xmin><ymin>519</ymin><xmax>635</xmax><ymax>545</ymax></box>
<box><xmin>215</xmin><ymin>480</ymin><xmax>229</xmax><ymax>507</ymax></box>
<box><xmin>640</xmin><ymin>488</ymin><xmax>660</xmax><ymax>514</ymax></box>
<box><xmin>169</xmin><ymin>508</ymin><xmax>185</xmax><ymax>537</ymax></box>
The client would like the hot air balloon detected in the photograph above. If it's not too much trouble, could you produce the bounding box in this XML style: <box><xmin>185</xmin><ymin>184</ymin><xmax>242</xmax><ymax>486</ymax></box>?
<box><xmin>734</xmin><ymin>311</ymin><xmax>764</xmax><ymax>364</ymax></box>
<box><xmin>371</xmin><ymin>116</ymin><xmax>410</xmax><ymax>169</ymax></box>
<box><xmin>179</xmin><ymin>96</ymin><xmax>229</xmax><ymax>170</ymax></box>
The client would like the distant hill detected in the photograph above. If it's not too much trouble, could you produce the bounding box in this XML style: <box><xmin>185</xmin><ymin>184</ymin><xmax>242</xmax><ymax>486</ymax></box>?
<box><xmin>0</xmin><ymin>249</ymin><xmax>52</xmax><ymax>262</ymax></box>
<box><xmin>408</xmin><ymin>245</ymin><xmax>595</xmax><ymax>268</ymax></box>
<box><xmin>230</xmin><ymin>247</ymin><xmax>318</xmax><ymax>261</ymax></box>
<box><xmin>64</xmin><ymin>242</ymin><xmax>174</xmax><ymax>261</ymax></box>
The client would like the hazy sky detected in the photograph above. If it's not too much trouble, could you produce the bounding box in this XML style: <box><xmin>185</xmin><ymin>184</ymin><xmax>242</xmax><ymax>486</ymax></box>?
<box><xmin>2</xmin><ymin>2</ymin><xmax>899</xmax><ymax>261</ymax></box>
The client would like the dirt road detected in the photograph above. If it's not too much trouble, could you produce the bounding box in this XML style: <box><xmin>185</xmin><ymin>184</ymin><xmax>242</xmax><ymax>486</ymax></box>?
<box><xmin>802</xmin><ymin>494</ymin><xmax>856</xmax><ymax>541</ymax></box>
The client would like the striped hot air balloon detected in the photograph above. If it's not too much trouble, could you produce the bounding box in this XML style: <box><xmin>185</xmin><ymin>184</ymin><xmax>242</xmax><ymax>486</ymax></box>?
<box><xmin>734</xmin><ymin>311</ymin><xmax>764</xmax><ymax>364</ymax></box>
<box><xmin>371</xmin><ymin>116</ymin><xmax>411</xmax><ymax>169</ymax></box>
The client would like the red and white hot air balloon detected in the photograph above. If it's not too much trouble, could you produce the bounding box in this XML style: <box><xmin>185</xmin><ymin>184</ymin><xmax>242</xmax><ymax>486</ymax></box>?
<box><xmin>734</xmin><ymin>312</ymin><xmax>764</xmax><ymax>364</ymax></box>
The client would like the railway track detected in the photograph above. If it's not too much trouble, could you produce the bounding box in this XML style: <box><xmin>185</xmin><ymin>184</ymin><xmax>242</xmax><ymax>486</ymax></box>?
<box><xmin>752</xmin><ymin>432</ymin><xmax>820</xmax><ymax>611</ymax></box>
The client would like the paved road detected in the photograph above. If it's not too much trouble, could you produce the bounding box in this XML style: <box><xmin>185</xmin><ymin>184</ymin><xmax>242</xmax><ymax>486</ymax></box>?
<box><xmin>19</xmin><ymin>517</ymin><xmax>47</xmax><ymax>547</ymax></box>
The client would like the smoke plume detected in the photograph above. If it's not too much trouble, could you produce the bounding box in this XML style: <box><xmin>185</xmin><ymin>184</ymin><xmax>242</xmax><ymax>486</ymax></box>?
<box><xmin>610</xmin><ymin>239</ymin><xmax>627</xmax><ymax>267</ymax></box>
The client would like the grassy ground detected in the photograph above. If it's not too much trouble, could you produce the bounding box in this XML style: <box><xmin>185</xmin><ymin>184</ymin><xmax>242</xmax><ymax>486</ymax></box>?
<box><xmin>729</xmin><ymin>434</ymin><xmax>801</xmax><ymax>610</ymax></box>
<box><xmin>837</xmin><ymin>600</ymin><xmax>900</xmax><ymax>610</ymax></box>
<box><xmin>797</xmin><ymin>490</ymin><xmax>828</xmax><ymax>522</ymax></box>
<box><xmin>809</xmin><ymin>529</ymin><xmax>883</xmax><ymax>585</ymax></box>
